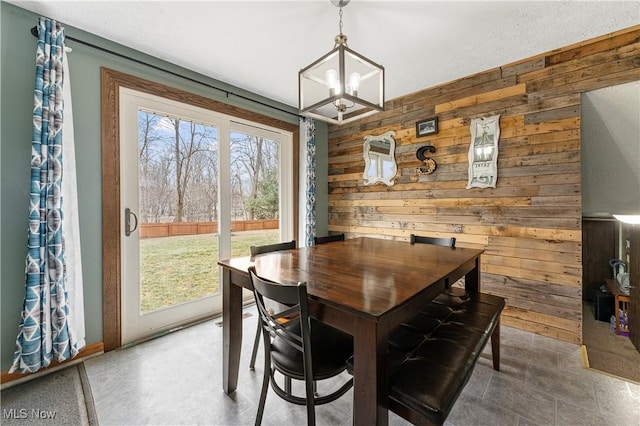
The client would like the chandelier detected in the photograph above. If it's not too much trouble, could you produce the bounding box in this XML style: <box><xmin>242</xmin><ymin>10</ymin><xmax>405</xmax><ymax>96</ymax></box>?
<box><xmin>298</xmin><ymin>0</ymin><xmax>385</xmax><ymax>125</ymax></box>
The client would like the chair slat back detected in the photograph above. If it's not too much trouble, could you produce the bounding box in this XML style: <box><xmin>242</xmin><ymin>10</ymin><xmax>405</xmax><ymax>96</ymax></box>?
<box><xmin>249</xmin><ymin>266</ymin><xmax>310</xmax><ymax>354</ymax></box>
<box><xmin>410</xmin><ymin>233</ymin><xmax>456</xmax><ymax>248</ymax></box>
<box><xmin>314</xmin><ymin>234</ymin><xmax>345</xmax><ymax>245</ymax></box>
<box><xmin>250</xmin><ymin>240</ymin><xmax>296</xmax><ymax>256</ymax></box>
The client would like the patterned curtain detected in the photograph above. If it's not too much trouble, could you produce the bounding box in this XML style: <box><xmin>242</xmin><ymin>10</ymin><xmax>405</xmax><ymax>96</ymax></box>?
<box><xmin>10</xmin><ymin>17</ymin><xmax>80</xmax><ymax>373</ymax></box>
<box><xmin>304</xmin><ymin>118</ymin><xmax>317</xmax><ymax>246</ymax></box>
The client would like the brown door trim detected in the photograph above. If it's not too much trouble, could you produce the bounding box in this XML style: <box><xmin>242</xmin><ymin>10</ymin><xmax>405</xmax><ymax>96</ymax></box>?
<box><xmin>101</xmin><ymin>68</ymin><xmax>299</xmax><ymax>351</ymax></box>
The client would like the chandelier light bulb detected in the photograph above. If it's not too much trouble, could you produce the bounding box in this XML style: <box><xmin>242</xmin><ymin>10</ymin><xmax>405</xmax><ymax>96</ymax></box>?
<box><xmin>326</xmin><ymin>69</ymin><xmax>338</xmax><ymax>91</ymax></box>
<box><xmin>349</xmin><ymin>72</ymin><xmax>361</xmax><ymax>95</ymax></box>
<box><xmin>326</xmin><ymin>69</ymin><xmax>342</xmax><ymax>97</ymax></box>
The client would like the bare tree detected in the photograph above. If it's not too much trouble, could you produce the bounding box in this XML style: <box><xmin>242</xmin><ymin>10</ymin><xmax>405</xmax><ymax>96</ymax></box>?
<box><xmin>247</xmin><ymin>136</ymin><xmax>263</xmax><ymax>220</ymax></box>
<box><xmin>184</xmin><ymin>146</ymin><xmax>218</xmax><ymax>221</ymax></box>
<box><xmin>232</xmin><ymin>134</ymin><xmax>260</xmax><ymax>220</ymax></box>
<box><xmin>170</xmin><ymin>119</ymin><xmax>217</xmax><ymax>222</ymax></box>
<box><xmin>138</xmin><ymin>110</ymin><xmax>280</xmax><ymax>225</ymax></box>
<box><xmin>230</xmin><ymin>133</ymin><xmax>279</xmax><ymax>220</ymax></box>
<box><xmin>138</xmin><ymin>111</ymin><xmax>171</xmax><ymax>223</ymax></box>
<box><xmin>205</xmin><ymin>151</ymin><xmax>219</xmax><ymax>221</ymax></box>
<box><xmin>139</xmin><ymin>111</ymin><xmax>161</xmax><ymax>163</ymax></box>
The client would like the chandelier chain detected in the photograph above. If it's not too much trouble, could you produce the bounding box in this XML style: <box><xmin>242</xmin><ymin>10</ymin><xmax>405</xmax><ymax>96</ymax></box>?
<box><xmin>338</xmin><ymin>7</ymin><xmax>344</xmax><ymax>35</ymax></box>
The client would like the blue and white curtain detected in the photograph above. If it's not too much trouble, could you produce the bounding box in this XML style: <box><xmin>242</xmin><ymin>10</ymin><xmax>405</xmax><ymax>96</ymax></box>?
<box><xmin>10</xmin><ymin>17</ymin><xmax>85</xmax><ymax>374</ymax></box>
<box><xmin>303</xmin><ymin>118</ymin><xmax>316</xmax><ymax>246</ymax></box>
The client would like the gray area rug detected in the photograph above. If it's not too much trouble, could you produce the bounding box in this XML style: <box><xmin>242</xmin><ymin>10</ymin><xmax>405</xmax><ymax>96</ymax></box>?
<box><xmin>1</xmin><ymin>363</ymin><xmax>98</xmax><ymax>425</ymax></box>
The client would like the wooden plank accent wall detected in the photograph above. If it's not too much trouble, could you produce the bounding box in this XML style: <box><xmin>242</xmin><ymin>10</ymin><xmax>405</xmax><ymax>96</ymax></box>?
<box><xmin>326</xmin><ymin>25</ymin><xmax>640</xmax><ymax>344</ymax></box>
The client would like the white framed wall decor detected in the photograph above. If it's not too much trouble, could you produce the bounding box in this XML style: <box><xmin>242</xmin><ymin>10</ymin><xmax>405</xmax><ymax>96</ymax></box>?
<box><xmin>467</xmin><ymin>114</ymin><xmax>500</xmax><ymax>189</ymax></box>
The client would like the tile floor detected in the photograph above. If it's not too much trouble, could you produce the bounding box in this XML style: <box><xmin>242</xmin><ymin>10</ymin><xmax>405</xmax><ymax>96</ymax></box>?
<box><xmin>84</xmin><ymin>304</ymin><xmax>640</xmax><ymax>425</ymax></box>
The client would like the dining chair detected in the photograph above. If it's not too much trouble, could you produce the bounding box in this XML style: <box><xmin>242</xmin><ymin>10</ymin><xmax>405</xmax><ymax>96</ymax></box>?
<box><xmin>248</xmin><ymin>240</ymin><xmax>296</xmax><ymax>370</ymax></box>
<box><xmin>250</xmin><ymin>240</ymin><xmax>296</xmax><ymax>257</ymax></box>
<box><xmin>313</xmin><ymin>233</ymin><xmax>345</xmax><ymax>245</ymax></box>
<box><xmin>249</xmin><ymin>266</ymin><xmax>354</xmax><ymax>426</ymax></box>
<box><xmin>409</xmin><ymin>233</ymin><xmax>456</xmax><ymax>248</ymax></box>
<box><xmin>410</xmin><ymin>233</ymin><xmax>463</xmax><ymax>294</ymax></box>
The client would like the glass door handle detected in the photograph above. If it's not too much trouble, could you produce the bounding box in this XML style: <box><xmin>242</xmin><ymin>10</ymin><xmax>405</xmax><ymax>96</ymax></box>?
<box><xmin>125</xmin><ymin>208</ymin><xmax>138</xmax><ymax>237</ymax></box>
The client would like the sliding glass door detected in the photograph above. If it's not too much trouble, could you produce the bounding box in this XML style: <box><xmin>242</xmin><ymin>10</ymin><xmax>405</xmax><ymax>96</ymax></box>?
<box><xmin>119</xmin><ymin>88</ymin><xmax>292</xmax><ymax>344</ymax></box>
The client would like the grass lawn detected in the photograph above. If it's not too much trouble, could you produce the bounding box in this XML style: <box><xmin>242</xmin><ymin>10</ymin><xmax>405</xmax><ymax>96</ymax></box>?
<box><xmin>140</xmin><ymin>229</ymin><xmax>279</xmax><ymax>312</ymax></box>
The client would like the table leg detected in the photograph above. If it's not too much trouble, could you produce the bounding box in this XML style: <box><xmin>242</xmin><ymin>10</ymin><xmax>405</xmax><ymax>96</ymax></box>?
<box><xmin>353</xmin><ymin>317</ymin><xmax>388</xmax><ymax>425</ymax></box>
<box><xmin>465</xmin><ymin>256</ymin><xmax>481</xmax><ymax>292</ymax></box>
<box><xmin>223</xmin><ymin>268</ymin><xmax>243</xmax><ymax>394</ymax></box>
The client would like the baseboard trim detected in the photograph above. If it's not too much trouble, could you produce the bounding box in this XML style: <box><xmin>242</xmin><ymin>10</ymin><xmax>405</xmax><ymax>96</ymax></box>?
<box><xmin>580</xmin><ymin>345</ymin><xmax>590</xmax><ymax>368</ymax></box>
<box><xmin>1</xmin><ymin>342</ymin><xmax>104</xmax><ymax>387</ymax></box>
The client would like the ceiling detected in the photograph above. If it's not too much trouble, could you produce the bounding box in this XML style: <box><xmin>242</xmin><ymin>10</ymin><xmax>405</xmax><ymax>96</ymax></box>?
<box><xmin>8</xmin><ymin>1</ymin><xmax>640</xmax><ymax>109</ymax></box>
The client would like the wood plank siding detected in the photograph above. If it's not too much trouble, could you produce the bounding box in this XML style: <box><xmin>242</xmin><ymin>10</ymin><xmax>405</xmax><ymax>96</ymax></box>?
<box><xmin>326</xmin><ymin>25</ymin><xmax>640</xmax><ymax>344</ymax></box>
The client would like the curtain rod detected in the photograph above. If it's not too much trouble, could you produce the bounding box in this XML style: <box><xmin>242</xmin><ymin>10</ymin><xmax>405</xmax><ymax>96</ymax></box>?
<box><xmin>30</xmin><ymin>26</ymin><xmax>303</xmax><ymax>120</ymax></box>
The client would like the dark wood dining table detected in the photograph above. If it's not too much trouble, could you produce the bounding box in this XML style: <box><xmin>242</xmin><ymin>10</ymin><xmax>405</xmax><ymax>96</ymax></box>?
<box><xmin>218</xmin><ymin>237</ymin><xmax>483</xmax><ymax>425</ymax></box>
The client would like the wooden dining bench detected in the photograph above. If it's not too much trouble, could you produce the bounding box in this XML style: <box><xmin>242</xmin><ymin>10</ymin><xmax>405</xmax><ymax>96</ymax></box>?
<box><xmin>386</xmin><ymin>289</ymin><xmax>505</xmax><ymax>425</ymax></box>
<box><xmin>347</xmin><ymin>288</ymin><xmax>505</xmax><ymax>425</ymax></box>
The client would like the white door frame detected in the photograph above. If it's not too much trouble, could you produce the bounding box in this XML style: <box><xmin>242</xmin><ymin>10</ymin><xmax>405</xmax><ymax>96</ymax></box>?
<box><xmin>119</xmin><ymin>87</ymin><xmax>293</xmax><ymax>344</ymax></box>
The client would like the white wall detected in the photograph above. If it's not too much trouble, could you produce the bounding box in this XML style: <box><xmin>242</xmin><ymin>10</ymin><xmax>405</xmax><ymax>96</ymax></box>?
<box><xmin>581</xmin><ymin>81</ymin><xmax>640</xmax><ymax>217</ymax></box>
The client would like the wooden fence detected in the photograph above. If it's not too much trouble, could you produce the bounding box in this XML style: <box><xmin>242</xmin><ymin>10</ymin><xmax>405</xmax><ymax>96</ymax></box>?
<box><xmin>140</xmin><ymin>219</ymin><xmax>278</xmax><ymax>238</ymax></box>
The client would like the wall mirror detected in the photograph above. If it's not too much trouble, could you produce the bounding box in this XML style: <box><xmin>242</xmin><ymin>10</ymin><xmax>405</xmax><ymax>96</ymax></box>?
<box><xmin>363</xmin><ymin>131</ymin><xmax>397</xmax><ymax>186</ymax></box>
